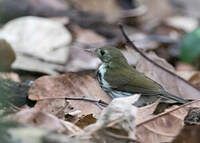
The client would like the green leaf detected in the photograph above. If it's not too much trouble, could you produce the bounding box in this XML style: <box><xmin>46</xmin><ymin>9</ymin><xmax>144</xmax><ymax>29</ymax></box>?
<box><xmin>180</xmin><ymin>28</ymin><xmax>200</xmax><ymax>64</ymax></box>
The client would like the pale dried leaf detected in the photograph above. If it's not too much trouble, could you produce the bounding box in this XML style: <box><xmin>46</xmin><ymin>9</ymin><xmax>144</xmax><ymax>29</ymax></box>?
<box><xmin>84</xmin><ymin>95</ymin><xmax>139</xmax><ymax>142</ymax></box>
<box><xmin>0</xmin><ymin>16</ymin><xmax>72</xmax><ymax>74</ymax></box>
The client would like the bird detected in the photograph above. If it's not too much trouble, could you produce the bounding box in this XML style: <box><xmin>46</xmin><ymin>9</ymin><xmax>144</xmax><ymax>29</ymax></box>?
<box><xmin>94</xmin><ymin>47</ymin><xmax>187</xmax><ymax>106</ymax></box>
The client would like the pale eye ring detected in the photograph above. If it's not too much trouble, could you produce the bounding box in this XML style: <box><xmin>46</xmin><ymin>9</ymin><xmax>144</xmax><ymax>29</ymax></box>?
<box><xmin>100</xmin><ymin>50</ymin><xmax>105</xmax><ymax>56</ymax></box>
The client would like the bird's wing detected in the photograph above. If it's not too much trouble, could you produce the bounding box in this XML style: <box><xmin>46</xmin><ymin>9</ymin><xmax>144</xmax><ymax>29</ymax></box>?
<box><xmin>104</xmin><ymin>66</ymin><xmax>163</xmax><ymax>95</ymax></box>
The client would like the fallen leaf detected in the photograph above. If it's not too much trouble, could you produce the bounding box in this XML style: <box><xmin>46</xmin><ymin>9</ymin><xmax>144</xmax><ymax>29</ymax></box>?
<box><xmin>13</xmin><ymin>108</ymin><xmax>83</xmax><ymax>135</ymax></box>
<box><xmin>136</xmin><ymin>100</ymin><xmax>200</xmax><ymax>143</ymax></box>
<box><xmin>28</xmin><ymin>72</ymin><xmax>111</xmax><ymax>118</ymax></box>
<box><xmin>75</xmin><ymin>114</ymin><xmax>97</xmax><ymax>129</ymax></box>
<box><xmin>0</xmin><ymin>16</ymin><xmax>72</xmax><ymax>74</ymax></box>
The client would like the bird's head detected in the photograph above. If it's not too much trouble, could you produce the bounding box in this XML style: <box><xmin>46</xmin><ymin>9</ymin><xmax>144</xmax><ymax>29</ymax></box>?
<box><xmin>95</xmin><ymin>47</ymin><xmax>128</xmax><ymax>65</ymax></box>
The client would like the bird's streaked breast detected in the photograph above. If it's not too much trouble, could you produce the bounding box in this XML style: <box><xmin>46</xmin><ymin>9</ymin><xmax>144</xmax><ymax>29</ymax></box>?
<box><xmin>97</xmin><ymin>64</ymin><xmax>110</xmax><ymax>89</ymax></box>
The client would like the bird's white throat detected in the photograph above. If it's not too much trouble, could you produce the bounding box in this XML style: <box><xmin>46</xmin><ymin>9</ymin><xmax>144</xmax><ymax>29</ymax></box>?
<box><xmin>98</xmin><ymin>64</ymin><xmax>110</xmax><ymax>88</ymax></box>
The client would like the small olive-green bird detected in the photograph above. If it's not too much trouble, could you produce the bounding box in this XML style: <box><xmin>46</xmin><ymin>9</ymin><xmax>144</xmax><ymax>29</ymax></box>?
<box><xmin>95</xmin><ymin>47</ymin><xmax>187</xmax><ymax>106</ymax></box>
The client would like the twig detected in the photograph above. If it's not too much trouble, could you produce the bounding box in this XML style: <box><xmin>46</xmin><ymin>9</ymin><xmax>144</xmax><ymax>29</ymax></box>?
<box><xmin>65</xmin><ymin>97</ymin><xmax>108</xmax><ymax>106</ymax></box>
<box><xmin>136</xmin><ymin>99</ymin><xmax>200</xmax><ymax>127</ymax></box>
<box><xmin>36</xmin><ymin>97</ymin><xmax>108</xmax><ymax>107</ymax></box>
<box><xmin>119</xmin><ymin>24</ymin><xmax>200</xmax><ymax>91</ymax></box>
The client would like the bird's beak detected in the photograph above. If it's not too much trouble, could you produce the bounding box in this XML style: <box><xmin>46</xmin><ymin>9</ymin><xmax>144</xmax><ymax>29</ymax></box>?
<box><xmin>84</xmin><ymin>48</ymin><xmax>97</xmax><ymax>56</ymax></box>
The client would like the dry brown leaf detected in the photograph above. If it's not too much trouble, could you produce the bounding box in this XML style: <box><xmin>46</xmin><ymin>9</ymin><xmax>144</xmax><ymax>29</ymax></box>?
<box><xmin>136</xmin><ymin>52</ymin><xmax>200</xmax><ymax>100</ymax></box>
<box><xmin>136</xmin><ymin>100</ymin><xmax>200</xmax><ymax>143</ymax></box>
<box><xmin>28</xmin><ymin>73</ymin><xmax>111</xmax><ymax>118</ymax></box>
<box><xmin>13</xmin><ymin>108</ymin><xmax>83</xmax><ymax>135</ymax></box>
<box><xmin>75</xmin><ymin>114</ymin><xmax>97</xmax><ymax>129</ymax></box>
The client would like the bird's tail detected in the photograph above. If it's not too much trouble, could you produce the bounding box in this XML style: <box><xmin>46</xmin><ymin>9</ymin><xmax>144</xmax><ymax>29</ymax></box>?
<box><xmin>162</xmin><ymin>91</ymin><xmax>188</xmax><ymax>104</ymax></box>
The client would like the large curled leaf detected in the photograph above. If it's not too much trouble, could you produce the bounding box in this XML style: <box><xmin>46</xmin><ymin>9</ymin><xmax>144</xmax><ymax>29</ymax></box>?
<box><xmin>180</xmin><ymin>28</ymin><xmax>200</xmax><ymax>64</ymax></box>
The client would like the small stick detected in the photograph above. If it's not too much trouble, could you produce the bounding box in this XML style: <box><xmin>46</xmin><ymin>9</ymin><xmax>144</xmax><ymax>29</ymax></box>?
<box><xmin>35</xmin><ymin>97</ymin><xmax>108</xmax><ymax>109</ymax></box>
<box><xmin>119</xmin><ymin>24</ymin><xmax>200</xmax><ymax>91</ymax></box>
<box><xmin>65</xmin><ymin>97</ymin><xmax>108</xmax><ymax>106</ymax></box>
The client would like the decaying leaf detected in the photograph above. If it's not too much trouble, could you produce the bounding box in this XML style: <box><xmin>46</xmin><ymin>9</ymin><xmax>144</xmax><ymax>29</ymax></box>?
<box><xmin>28</xmin><ymin>73</ymin><xmax>111</xmax><ymax>119</ymax></box>
<box><xmin>75</xmin><ymin>114</ymin><xmax>97</xmax><ymax>129</ymax></box>
<box><xmin>136</xmin><ymin>100</ymin><xmax>200</xmax><ymax>143</ymax></box>
<box><xmin>136</xmin><ymin>52</ymin><xmax>200</xmax><ymax>100</ymax></box>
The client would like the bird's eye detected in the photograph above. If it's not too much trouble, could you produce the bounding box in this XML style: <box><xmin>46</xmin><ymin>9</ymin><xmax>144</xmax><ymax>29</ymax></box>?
<box><xmin>100</xmin><ymin>50</ymin><xmax>105</xmax><ymax>56</ymax></box>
